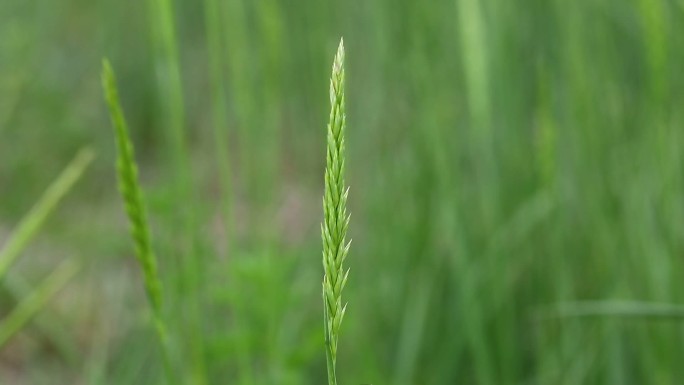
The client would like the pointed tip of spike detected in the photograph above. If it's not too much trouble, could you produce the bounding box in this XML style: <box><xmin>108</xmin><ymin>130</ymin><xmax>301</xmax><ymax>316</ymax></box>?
<box><xmin>101</xmin><ymin>58</ymin><xmax>118</xmax><ymax>104</ymax></box>
<box><xmin>333</xmin><ymin>37</ymin><xmax>345</xmax><ymax>75</ymax></box>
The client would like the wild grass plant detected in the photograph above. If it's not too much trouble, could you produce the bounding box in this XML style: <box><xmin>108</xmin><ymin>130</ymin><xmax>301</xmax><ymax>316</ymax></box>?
<box><xmin>102</xmin><ymin>60</ymin><xmax>175</xmax><ymax>384</ymax></box>
<box><xmin>321</xmin><ymin>39</ymin><xmax>350</xmax><ymax>385</ymax></box>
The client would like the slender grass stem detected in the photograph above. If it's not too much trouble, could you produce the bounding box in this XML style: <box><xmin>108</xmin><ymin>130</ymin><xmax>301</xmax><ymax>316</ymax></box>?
<box><xmin>537</xmin><ymin>301</ymin><xmax>684</xmax><ymax>320</ymax></box>
<box><xmin>203</xmin><ymin>0</ymin><xmax>232</xmax><ymax>249</ymax></box>
<box><xmin>146</xmin><ymin>0</ymin><xmax>208</xmax><ymax>380</ymax></box>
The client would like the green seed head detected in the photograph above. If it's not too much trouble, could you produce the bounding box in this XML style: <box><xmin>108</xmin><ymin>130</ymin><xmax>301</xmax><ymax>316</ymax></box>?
<box><xmin>322</xmin><ymin>38</ymin><xmax>349</xmax><ymax>384</ymax></box>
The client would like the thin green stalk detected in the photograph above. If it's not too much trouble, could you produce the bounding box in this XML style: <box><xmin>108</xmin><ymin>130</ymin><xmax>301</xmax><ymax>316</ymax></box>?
<box><xmin>0</xmin><ymin>259</ymin><xmax>80</xmax><ymax>347</ymax></box>
<box><xmin>0</xmin><ymin>148</ymin><xmax>94</xmax><ymax>280</ymax></box>
<box><xmin>457</xmin><ymin>0</ymin><xmax>490</xmax><ymax>130</ymax></box>
<box><xmin>147</xmin><ymin>1</ymin><xmax>207</xmax><ymax>380</ymax></box>
<box><xmin>456</xmin><ymin>0</ymin><xmax>499</xmax><ymax>235</ymax></box>
<box><xmin>203</xmin><ymin>0</ymin><xmax>232</xmax><ymax>248</ymax></box>
<box><xmin>147</xmin><ymin>0</ymin><xmax>187</xmax><ymax>167</ymax></box>
<box><xmin>322</xmin><ymin>38</ymin><xmax>350</xmax><ymax>385</ymax></box>
<box><xmin>101</xmin><ymin>60</ymin><xmax>175</xmax><ymax>385</ymax></box>
<box><xmin>254</xmin><ymin>0</ymin><xmax>283</xmax><ymax>226</ymax></box>
<box><xmin>538</xmin><ymin>301</ymin><xmax>684</xmax><ymax>320</ymax></box>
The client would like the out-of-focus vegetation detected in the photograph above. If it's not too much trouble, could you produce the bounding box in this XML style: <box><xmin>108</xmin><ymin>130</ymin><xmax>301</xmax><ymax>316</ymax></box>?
<box><xmin>2</xmin><ymin>0</ymin><xmax>684</xmax><ymax>384</ymax></box>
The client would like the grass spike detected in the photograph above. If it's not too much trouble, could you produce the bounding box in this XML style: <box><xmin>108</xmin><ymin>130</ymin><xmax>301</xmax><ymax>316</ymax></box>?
<box><xmin>322</xmin><ymin>37</ymin><xmax>349</xmax><ymax>385</ymax></box>
<box><xmin>101</xmin><ymin>59</ymin><xmax>175</xmax><ymax>384</ymax></box>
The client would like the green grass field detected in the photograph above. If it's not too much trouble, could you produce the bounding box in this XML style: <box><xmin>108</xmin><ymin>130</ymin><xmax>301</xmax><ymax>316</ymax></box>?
<box><xmin>2</xmin><ymin>0</ymin><xmax>684</xmax><ymax>384</ymax></box>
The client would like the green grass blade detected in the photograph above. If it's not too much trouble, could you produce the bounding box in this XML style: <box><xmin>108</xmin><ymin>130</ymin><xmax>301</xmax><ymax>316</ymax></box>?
<box><xmin>147</xmin><ymin>0</ymin><xmax>186</xmax><ymax>165</ymax></box>
<box><xmin>203</xmin><ymin>0</ymin><xmax>232</xmax><ymax>248</ymax></box>
<box><xmin>101</xmin><ymin>59</ymin><xmax>176</xmax><ymax>385</ymax></box>
<box><xmin>538</xmin><ymin>301</ymin><xmax>684</xmax><ymax>320</ymax></box>
<box><xmin>457</xmin><ymin>0</ymin><xmax>490</xmax><ymax>129</ymax></box>
<box><xmin>0</xmin><ymin>259</ymin><xmax>80</xmax><ymax>348</ymax></box>
<box><xmin>2</xmin><ymin>273</ymin><xmax>80</xmax><ymax>362</ymax></box>
<box><xmin>0</xmin><ymin>147</ymin><xmax>94</xmax><ymax>280</ymax></box>
<box><xmin>147</xmin><ymin>1</ymin><xmax>208</xmax><ymax>380</ymax></box>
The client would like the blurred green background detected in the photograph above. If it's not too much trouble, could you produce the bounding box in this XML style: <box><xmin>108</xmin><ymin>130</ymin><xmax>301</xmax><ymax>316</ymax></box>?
<box><xmin>2</xmin><ymin>0</ymin><xmax>684</xmax><ymax>384</ymax></box>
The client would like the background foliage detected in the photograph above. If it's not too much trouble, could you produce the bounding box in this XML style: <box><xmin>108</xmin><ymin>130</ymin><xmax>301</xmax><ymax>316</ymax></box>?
<box><xmin>2</xmin><ymin>0</ymin><xmax>684</xmax><ymax>384</ymax></box>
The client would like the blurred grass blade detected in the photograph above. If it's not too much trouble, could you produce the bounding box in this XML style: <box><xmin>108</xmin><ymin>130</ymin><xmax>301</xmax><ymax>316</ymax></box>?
<box><xmin>538</xmin><ymin>301</ymin><xmax>684</xmax><ymax>320</ymax></box>
<box><xmin>0</xmin><ymin>147</ymin><xmax>94</xmax><ymax>280</ymax></box>
<box><xmin>147</xmin><ymin>0</ymin><xmax>186</xmax><ymax>164</ymax></box>
<box><xmin>148</xmin><ymin>0</ymin><xmax>208</xmax><ymax>380</ymax></box>
<box><xmin>0</xmin><ymin>259</ymin><xmax>80</xmax><ymax>348</ymax></box>
<box><xmin>101</xmin><ymin>59</ymin><xmax>176</xmax><ymax>385</ymax></box>
<box><xmin>2</xmin><ymin>273</ymin><xmax>80</xmax><ymax>362</ymax></box>
<box><xmin>203</xmin><ymin>0</ymin><xmax>232</xmax><ymax>248</ymax></box>
<box><xmin>457</xmin><ymin>0</ymin><xmax>490</xmax><ymax>128</ymax></box>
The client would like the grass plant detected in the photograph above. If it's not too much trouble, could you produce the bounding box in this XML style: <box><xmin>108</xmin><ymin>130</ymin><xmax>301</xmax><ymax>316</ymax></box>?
<box><xmin>102</xmin><ymin>60</ymin><xmax>175</xmax><ymax>385</ymax></box>
<box><xmin>321</xmin><ymin>38</ymin><xmax>350</xmax><ymax>385</ymax></box>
